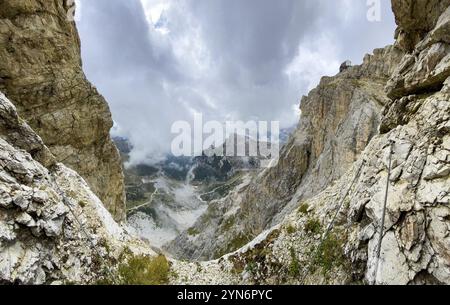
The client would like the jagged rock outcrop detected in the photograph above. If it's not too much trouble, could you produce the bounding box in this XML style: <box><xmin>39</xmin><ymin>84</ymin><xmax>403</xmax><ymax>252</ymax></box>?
<box><xmin>387</xmin><ymin>1</ymin><xmax>450</xmax><ymax>100</ymax></box>
<box><xmin>166</xmin><ymin>45</ymin><xmax>404</xmax><ymax>260</ymax></box>
<box><xmin>0</xmin><ymin>92</ymin><xmax>153</xmax><ymax>284</ymax></box>
<box><xmin>0</xmin><ymin>0</ymin><xmax>125</xmax><ymax>221</ymax></box>
<box><xmin>169</xmin><ymin>0</ymin><xmax>450</xmax><ymax>285</ymax></box>
<box><xmin>392</xmin><ymin>0</ymin><xmax>450</xmax><ymax>52</ymax></box>
<box><xmin>1</xmin><ymin>0</ymin><xmax>447</xmax><ymax>286</ymax></box>
<box><xmin>0</xmin><ymin>92</ymin><xmax>55</xmax><ymax>168</ymax></box>
<box><xmin>339</xmin><ymin>60</ymin><xmax>352</xmax><ymax>73</ymax></box>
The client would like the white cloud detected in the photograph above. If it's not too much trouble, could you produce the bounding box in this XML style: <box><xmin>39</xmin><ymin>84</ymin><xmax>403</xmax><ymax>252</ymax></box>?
<box><xmin>140</xmin><ymin>0</ymin><xmax>170</xmax><ymax>24</ymax></box>
<box><xmin>76</xmin><ymin>0</ymin><xmax>396</xmax><ymax>165</ymax></box>
<box><xmin>285</xmin><ymin>34</ymin><xmax>341</xmax><ymax>92</ymax></box>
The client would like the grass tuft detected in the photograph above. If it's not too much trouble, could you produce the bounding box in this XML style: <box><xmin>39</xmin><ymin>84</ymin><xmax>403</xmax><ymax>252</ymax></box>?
<box><xmin>117</xmin><ymin>255</ymin><xmax>170</xmax><ymax>285</ymax></box>
<box><xmin>304</xmin><ymin>218</ymin><xmax>322</xmax><ymax>235</ymax></box>
<box><xmin>297</xmin><ymin>203</ymin><xmax>309</xmax><ymax>215</ymax></box>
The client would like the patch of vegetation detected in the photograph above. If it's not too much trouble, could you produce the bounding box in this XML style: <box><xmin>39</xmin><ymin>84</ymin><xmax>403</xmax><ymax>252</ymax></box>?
<box><xmin>195</xmin><ymin>262</ymin><xmax>203</xmax><ymax>273</ymax></box>
<box><xmin>143</xmin><ymin>182</ymin><xmax>156</xmax><ymax>193</ymax></box>
<box><xmin>221</xmin><ymin>216</ymin><xmax>236</xmax><ymax>233</ymax></box>
<box><xmin>229</xmin><ymin>234</ymin><xmax>251</xmax><ymax>251</ymax></box>
<box><xmin>169</xmin><ymin>269</ymin><xmax>179</xmax><ymax>280</ymax></box>
<box><xmin>267</xmin><ymin>229</ymin><xmax>281</xmax><ymax>242</ymax></box>
<box><xmin>134</xmin><ymin>164</ymin><xmax>159</xmax><ymax>177</ymax></box>
<box><xmin>117</xmin><ymin>255</ymin><xmax>170</xmax><ymax>285</ymax></box>
<box><xmin>285</xmin><ymin>224</ymin><xmax>296</xmax><ymax>235</ymax></box>
<box><xmin>229</xmin><ymin>255</ymin><xmax>245</xmax><ymax>275</ymax></box>
<box><xmin>314</xmin><ymin>233</ymin><xmax>345</xmax><ymax>275</ymax></box>
<box><xmin>78</xmin><ymin>200</ymin><xmax>88</xmax><ymax>208</ymax></box>
<box><xmin>246</xmin><ymin>261</ymin><xmax>257</xmax><ymax>275</ymax></box>
<box><xmin>350</xmin><ymin>79</ymin><xmax>361</xmax><ymax>87</ymax></box>
<box><xmin>98</xmin><ymin>238</ymin><xmax>111</xmax><ymax>256</ymax></box>
<box><xmin>228</xmin><ymin>229</ymin><xmax>283</xmax><ymax>283</ymax></box>
<box><xmin>297</xmin><ymin>203</ymin><xmax>309</xmax><ymax>215</ymax></box>
<box><xmin>304</xmin><ymin>218</ymin><xmax>322</xmax><ymax>235</ymax></box>
<box><xmin>344</xmin><ymin>198</ymin><xmax>351</xmax><ymax>209</ymax></box>
<box><xmin>214</xmin><ymin>234</ymin><xmax>251</xmax><ymax>259</ymax></box>
<box><xmin>305</xmin><ymin>231</ymin><xmax>349</xmax><ymax>280</ymax></box>
<box><xmin>288</xmin><ymin>247</ymin><xmax>300</xmax><ymax>278</ymax></box>
<box><xmin>191</xmin><ymin>155</ymin><xmax>234</xmax><ymax>183</ymax></box>
<box><xmin>187</xmin><ymin>227</ymin><xmax>200</xmax><ymax>236</ymax></box>
<box><xmin>125</xmin><ymin>185</ymin><xmax>148</xmax><ymax>204</ymax></box>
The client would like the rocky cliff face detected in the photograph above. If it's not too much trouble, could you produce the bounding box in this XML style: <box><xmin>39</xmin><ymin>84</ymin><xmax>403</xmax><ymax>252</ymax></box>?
<box><xmin>0</xmin><ymin>1</ymin><xmax>149</xmax><ymax>285</ymax></box>
<box><xmin>0</xmin><ymin>92</ymin><xmax>153</xmax><ymax>284</ymax></box>
<box><xmin>0</xmin><ymin>0</ymin><xmax>125</xmax><ymax>221</ymax></box>
<box><xmin>1</xmin><ymin>0</ymin><xmax>448</xmax><ymax>286</ymax></box>
<box><xmin>166</xmin><ymin>45</ymin><xmax>404</xmax><ymax>261</ymax></box>
<box><xmin>169</xmin><ymin>0</ymin><xmax>450</xmax><ymax>285</ymax></box>
<box><xmin>392</xmin><ymin>0</ymin><xmax>450</xmax><ymax>52</ymax></box>
<box><xmin>387</xmin><ymin>0</ymin><xmax>450</xmax><ymax>101</ymax></box>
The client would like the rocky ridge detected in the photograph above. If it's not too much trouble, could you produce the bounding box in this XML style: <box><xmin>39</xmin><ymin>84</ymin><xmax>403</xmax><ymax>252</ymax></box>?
<box><xmin>166</xmin><ymin>44</ymin><xmax>404</xmax><ymax>261</ymax></box>
<box><xmin>0</xmin><ymin>92</ymin><xmax>154</xmax><ymax>284</ymax></box>
<box><xmin>169</xmin><ymin>0</ymin><xmax>450</xmax><ymax>285</ymax></box>
<box><xmin>0</xmin><ymin>0</ymin><xmax>126</xmax><ymax>221</ymax></box>
<box><xmin>0</xmin><ymin>0</ymin><xmax>448</xmax><ymax>286</ymax></box>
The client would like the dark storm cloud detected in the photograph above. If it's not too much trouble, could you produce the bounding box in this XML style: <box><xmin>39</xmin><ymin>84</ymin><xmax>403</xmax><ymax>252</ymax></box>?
<box><xmin>78</xmin><ymin>0</ymin><xmax>178</xmax><ymax>78</ymax></box>
<box><xmin>186</xmin><ymin>1</ymin><xmax>319</xmax><ymax>82</ymax></box>
<box><xmin>76</xmin><ymin>0</ymin><xmax>396</xmax><ymax>165</ymax></box>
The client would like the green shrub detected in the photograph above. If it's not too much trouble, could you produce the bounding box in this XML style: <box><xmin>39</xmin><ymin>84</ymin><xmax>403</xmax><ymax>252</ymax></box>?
<box><xmin>187</xmin><ymin>227</ymin><xmax>200</xmax><ymax>236</ymax></box>
<box><xmin>314</xmin><ymin>233</ymin><xmax>345</xmax><ymax>276</ymax></box>
<box><xmin>78</xmin><ymin>200</ymin><xmax>88</xmax><ymax>208</ymax></box>
<box><xmin>304</xmin><ymin>218</ymin><xmax>322</xmax><ymax>235</ymax></box>
<box><xmin>286</xmin><ymin>224</ymin><xmax>296</xmax><ymax>235</ymax></box>
<box><xmin>229</xmin><ymin>235</ymin><xmax>250</xmax><ymax>252</ymax></box>
<box><xmin>297</xmin><ymin>203</ymin><xmax>309</xmax><ymax>215</ymax></box>
<box><xmin>288</xmin><ymin>247</ymin><xmax>300</xmax><ymax>277</ymax></box>
<box><xmin>118</xmin><ymin>255</ymin><xmax>170</xmax><ymax>285</ymax></box>
<box><xmin>246</xmin><ymin>261</ymin><xmax>257</xmax><ymax>275</ymax></box>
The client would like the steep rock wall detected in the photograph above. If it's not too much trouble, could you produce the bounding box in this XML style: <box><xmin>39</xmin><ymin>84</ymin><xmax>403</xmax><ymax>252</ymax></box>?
<box><xmin>392</xmin><ymin>0</ymin><xmax>450</xmax><ymax>52</ymax></box>
<box><xmin>0</xmin><ymin>91</ymin><xmax>153</xmax><ymax>284</ymax></box>
<box><xmin>166</xmin><ymin>45</ymin><xmax>404</xmax><ymax>260</ymax></box>
<box><xmin>169</xmin><ymin>0</ymin><xmax>450</xmax><ymax>285</ymax></box>
<box><xmin>0</xmin><ymin>0</ymin><xmax>125</xmax><ymax>221</ymax></box>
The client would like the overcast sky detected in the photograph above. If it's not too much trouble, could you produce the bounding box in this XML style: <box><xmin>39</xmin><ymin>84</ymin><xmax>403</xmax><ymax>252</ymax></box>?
<box><xmin>75</xmin><ymin>0</ymin><xmax>396</xmax><ymax>165</ymax></box>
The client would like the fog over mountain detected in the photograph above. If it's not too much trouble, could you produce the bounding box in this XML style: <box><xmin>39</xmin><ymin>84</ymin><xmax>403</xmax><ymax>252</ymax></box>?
<box><xmin>2</xmin><ymin>0</ymin><xmax>449</xmax><ymax>286</ymax></box>
<box><xmin>75</xmin><ymin>0</ymin><xmax>396</xmax><ymax>165</ymax></box>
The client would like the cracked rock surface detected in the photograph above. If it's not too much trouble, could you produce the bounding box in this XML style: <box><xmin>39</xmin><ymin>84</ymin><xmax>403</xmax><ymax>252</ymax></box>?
<box><xmin>0</xmin><ymin>0</ymin><xmax>125</xmax><ymax>221</ymax></box>
<box><xmin>169</xmin><ymin>1</ymin><xmax>450</xmax><ymax>285</ymax></box>
<box><xmin>0</xmin><ymin>92</ymin><xmax>152</xmax><ymax>284</ymax></box>
<box><xmin>166</xmin><ymin>44</ymin><xmax>404</xmax><ymax>261</ymax></box>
